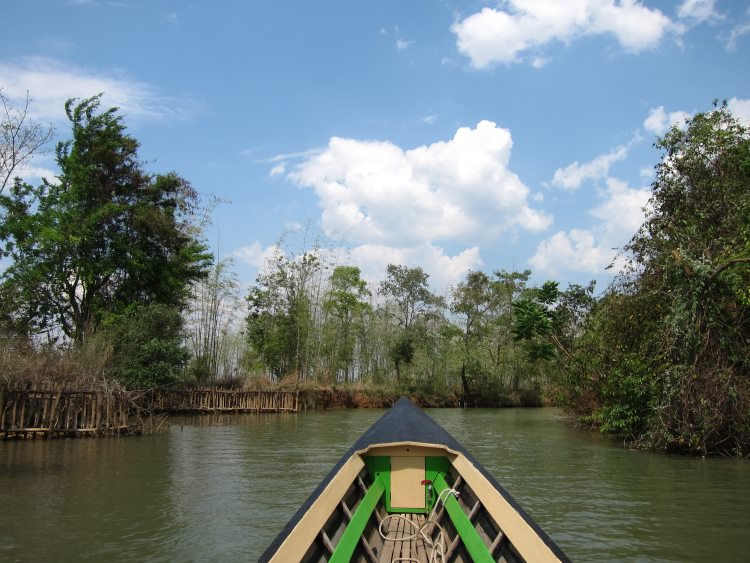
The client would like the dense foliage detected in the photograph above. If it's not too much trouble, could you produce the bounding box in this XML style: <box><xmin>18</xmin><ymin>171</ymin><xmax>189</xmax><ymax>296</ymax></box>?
<box><xmin>0</xmin><ymin>96</ymin><xmax>210</xmax><ymax>386</ymax></box>
<box><xmin>107</xmin><ymin>303</ymin><xmax>189</xmax><ymax>388</ymax></box>
<box><xmin>549</xmin><ymin>105</ymin><xmax>750</xmax><ymax>456</ymax></box>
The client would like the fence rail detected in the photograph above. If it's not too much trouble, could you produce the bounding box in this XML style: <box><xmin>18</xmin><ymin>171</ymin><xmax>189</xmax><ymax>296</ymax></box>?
<box><xmin>1</xmin><ymin>386</ymin><xmax>299</xmax><ymax>439</ymax></box>
<box><xmin>0</xmin><ymin>388</ymin><xmax>130</xmax><ymax>439</ymax></box>
<box><xmin>146</xmin><ymin>388</ymin><xmax>299</xmax><ymax>413</ymax></box>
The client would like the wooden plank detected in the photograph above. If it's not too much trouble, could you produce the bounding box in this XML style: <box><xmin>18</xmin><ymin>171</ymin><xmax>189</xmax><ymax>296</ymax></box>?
<box><xmin>413</xmin><ymin>514</ymin><xmax>427</xmax><ymax>562</ymax></box>
<box><xmin>379</xmin><ymin>516</ymin><xmax>397</xmax><ymax>563</ymax></box>
<box><xmin>321</xmin><ymin>531</ymin><xmax>335</xmax><ymax>555</ymax></box>
<box><xmin>489</xmin><ymin>530</ymin><xmax>506</xmax><ymax>556</ymax></box>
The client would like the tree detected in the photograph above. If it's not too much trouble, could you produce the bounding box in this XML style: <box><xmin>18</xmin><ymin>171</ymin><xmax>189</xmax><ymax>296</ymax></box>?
<box><xmin>185</xmin><ymin>258</ymin><xmax>242</xmax><ymax>382</ymax></box>
<box><xmin>245</xmin><ymin>249</ymin><xmax>322</xmax><ymax>380</ymax></box>
<box><xmin>108</xmin><ymin>303</ymin><xmax>189</xmax><ymax>388</ymax></box>
<box><xmin>621</xmin><ymin>102</ymin><xmax>750</xmax><ymax>454</ymax></box>
<box><xmin>561</xmin><ymin>103</ymin><xmax>750</xmax><ymax>454</ymax></box>
<box><xmin>0</xmin><ymin>95</ymin><xmax>211</xmax><ymax>343</ymax></box>
<box><xmin>1</xmin><ymin>90</ymin><xmax>54</xmax><ymax>193</ymax></box>
<box><xmin>322</xmin><ymin>266</ymin><xmax>371</xmax><ymax>382</ymax></box>
<box><xmin>488</xmin><ymin>269</ymin><xmax>531</xmax><ymax>387</ymax></box>
<box><xmin>451</xmin><ymin>270</ymin><xmax>495</xmax><ymax>396</ymax></box>
<box><xmin>378</xmin><ymin>264</ymin><xmax>442</xmax><ymax>382</ymax></box>
<box><xmin>379</xmin><ymin>264</ymin><xmax>438</xmax><ymax>329</ymax></box>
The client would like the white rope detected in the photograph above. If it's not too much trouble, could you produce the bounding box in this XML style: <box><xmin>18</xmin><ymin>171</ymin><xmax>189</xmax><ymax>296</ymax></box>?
<box><xmin>378</xmin><ymin>488</ymin><xmax>460</xmax><ymax>563</ymax></box>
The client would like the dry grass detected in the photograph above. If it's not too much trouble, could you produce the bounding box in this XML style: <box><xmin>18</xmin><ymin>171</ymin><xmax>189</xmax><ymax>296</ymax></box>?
<box><xmin>0</xmin><ymin>335</ymin><xmax>113</xmax><ymax>389</ymax></box>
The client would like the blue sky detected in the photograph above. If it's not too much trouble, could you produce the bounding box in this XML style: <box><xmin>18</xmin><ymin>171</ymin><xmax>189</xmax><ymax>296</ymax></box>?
<box><xmin>2</xmin><ymin>0</ymin><xmax>749</xmax><ymax>295</ymax></box>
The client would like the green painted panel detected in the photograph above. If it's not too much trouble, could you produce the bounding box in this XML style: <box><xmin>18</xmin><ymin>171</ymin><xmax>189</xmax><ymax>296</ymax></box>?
<box><xmin>425</xmin><ymin>456</ymin><xmax>451</xmax><ymax>512</ymax></box>
<box><xmin>433</xmin><ymin>473</ymin><xmax>494</xmax><ymax>563</ymax></box>
<box><xmin>363</xmin><ymin>455</ymin><xmax>452</xmax><ymax>514</ymax></box>
<box><xmin>329</xmin><ymin>474</ymin><xmax>386</xmax><ymax>563</ymax></box>
<box><xmin>363</xmin><ymin>456</ymin><xmax>391</xmax><ymax>510</ymax></box>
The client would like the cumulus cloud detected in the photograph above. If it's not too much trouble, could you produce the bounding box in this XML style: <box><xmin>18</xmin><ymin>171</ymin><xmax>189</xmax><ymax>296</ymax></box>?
<box><xmin>13</xmin><ymin>157</ymin><xmax>58</xmax><ymax>185</ymax></box>
<box><xmin>643</xmin><ymin>105</ymin><xmax>690</xmax><ymax>135</ymax></box>
<box><xmin>0</xmin><ymin>57</ymin><xmax>196</xmax><ymax>123</ymax></box>
<box><xmin>348</xmin><ymin>243</ymin><xmax>483</xmax><ymax>294</ymax></box>
<box><xmin>287</xmin><ymin>120</ymin><xmax>550</xmax><ymax>247</ymax></box>
<box><xmin>234</xmin><ymin>242</ymin><xmax>280</xmax><ymax>268</ymax></box>
<box><xmin>728</xmin><ymin>97</ymin><xmax>750</xmax><ymax>123</ymax></box>
<box><xmin>530</xmin><ymin>178</ymin><xmax>650</xmax><ymax>276</ymax></box>
<box><xmin>452</xmin><ymin>0</ymin><xmax>675</xmax><ymax>68</ymax></box>
<box><xmin>550</xmin><ymin>145</ymin><xmax>629</xmax><ymax>190</ymax></box>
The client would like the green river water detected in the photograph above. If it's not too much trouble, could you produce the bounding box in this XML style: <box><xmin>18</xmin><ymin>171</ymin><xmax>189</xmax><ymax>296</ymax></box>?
<box><xmin>1</xmin><ymin>408</ymin><xmax>748</xmax><ymax>562</ymax></box>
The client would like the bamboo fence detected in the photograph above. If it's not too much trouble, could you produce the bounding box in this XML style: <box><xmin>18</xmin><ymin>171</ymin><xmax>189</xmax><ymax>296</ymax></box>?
<box><xmin>0</xmin><ymin>386</ymin><xmax>130</xmax><ymax>439</ymax></box>
<box><xmin>145</xmin><ymin>388</ymin><xmax>299</xmax><ymax>413</ymax></box>
<box><xmin>1</xmin><ymin>386</ymin><xmax>299</xmax><ymax>439</ymax></box>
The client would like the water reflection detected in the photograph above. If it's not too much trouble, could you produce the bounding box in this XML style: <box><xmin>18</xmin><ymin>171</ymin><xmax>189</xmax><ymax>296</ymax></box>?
<box><xmin>1</xmin><ymin>408</ymin><xmax>748</xmax><ymax>562</ymax></box>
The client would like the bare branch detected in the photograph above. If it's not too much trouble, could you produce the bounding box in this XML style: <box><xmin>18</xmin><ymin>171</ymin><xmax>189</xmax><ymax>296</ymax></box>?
<box><xmin>0</xmin><ymin>90</ymin><xmax>55</xmax><ymax>193</ymax></box>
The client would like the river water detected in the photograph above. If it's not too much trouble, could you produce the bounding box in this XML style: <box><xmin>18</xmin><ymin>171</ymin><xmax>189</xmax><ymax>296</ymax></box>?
<box><xmin>1</xmin><ymin>408</ymin><xmax>748</xmax><ymax>562</ymax></box>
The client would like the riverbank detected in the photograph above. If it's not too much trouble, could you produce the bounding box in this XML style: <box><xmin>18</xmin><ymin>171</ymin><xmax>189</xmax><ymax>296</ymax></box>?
<box><xmin>293</xmin><ymin>383</ymin><xmax>544</xmax><ymax>410</ymax></box>
<box><xmin>0</xmin><ymin>380</ymin><xmax>544</xmax><ymax>439</ymax></box>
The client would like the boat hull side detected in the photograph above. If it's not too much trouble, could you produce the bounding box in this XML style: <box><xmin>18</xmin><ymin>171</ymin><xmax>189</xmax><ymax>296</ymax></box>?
<box><xmin>267</xmin><ymin>454</ymin><xmax>364</xmax><ymax>563</ymax></box>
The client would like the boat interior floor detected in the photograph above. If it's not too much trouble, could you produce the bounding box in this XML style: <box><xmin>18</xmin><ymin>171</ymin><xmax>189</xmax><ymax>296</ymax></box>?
<box><xmin>379</xmin><ymin>513</ymin><xmax>430</xmax><ymax>563</ymax></box>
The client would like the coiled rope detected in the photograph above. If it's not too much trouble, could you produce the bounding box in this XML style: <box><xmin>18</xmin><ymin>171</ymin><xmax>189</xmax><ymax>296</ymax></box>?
<box><xmin>377</xmin><ymin>488</ymin><xmax>460</xmax><ymax>563</ymax></box>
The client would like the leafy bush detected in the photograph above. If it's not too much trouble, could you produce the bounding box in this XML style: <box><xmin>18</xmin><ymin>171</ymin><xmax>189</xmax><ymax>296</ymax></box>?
<box><xmin>108</xmin><ymin>304</ymin><xmax>188</xmax><ymax>389</ymax></box>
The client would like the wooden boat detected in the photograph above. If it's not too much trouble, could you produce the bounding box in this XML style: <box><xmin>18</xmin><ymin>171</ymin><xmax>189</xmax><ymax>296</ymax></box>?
<box><xmin>259</xmin><ymin>397</ymin><xmax>570</xmax><ymax>563</ymax></box>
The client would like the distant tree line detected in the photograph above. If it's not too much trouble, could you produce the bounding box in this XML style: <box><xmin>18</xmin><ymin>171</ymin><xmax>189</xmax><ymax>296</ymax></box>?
<box><xmin>242</xmin><ymin>244</ymin><xmax>591</xmax><ymax>403</ymax></box>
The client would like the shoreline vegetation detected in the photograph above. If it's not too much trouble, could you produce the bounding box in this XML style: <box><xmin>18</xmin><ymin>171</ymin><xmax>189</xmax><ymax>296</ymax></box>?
<box><xmin>0</xmin><ymin>378</ymin><xmax>543</xmax><ymax>440</ymax></box>
<box><xmin>1</xmin><ymin>96</ymin><xmax>748</xmax><ymax>456</ymax></box>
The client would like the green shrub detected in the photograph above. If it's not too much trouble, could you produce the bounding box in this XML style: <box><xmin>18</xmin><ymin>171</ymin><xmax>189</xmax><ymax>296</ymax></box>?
<box><xmin>108</xmin><ymin>303</ymin><xmax>188</xmax><ymax>389</ymax></box>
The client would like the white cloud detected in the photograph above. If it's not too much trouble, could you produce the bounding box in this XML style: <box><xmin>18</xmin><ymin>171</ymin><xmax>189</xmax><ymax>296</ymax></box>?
<box><xmin>643</xmin><ymin>105</ymin><xmax>690</xmax><ymax>135</ymax></box>
<box><xmin>233</xmin><ymin>242</ymin><xmax>280</xmax><ymax>268</ymax></box>
<box><xmin>452</xmin><ymin>0</ymin><xmax>674</xmax><ymax>68</ymax></box>
<box><xmin>0</xmin><ymin>57</ymin><xmax>196</xmax><ymax>124</ymax></box>
<box><xmin>348</xmin><ymin>243</ymin><xmax>483</xmax><ymax>295</ymax></box>
<box><xmin>269</xmin><ymin>164</ymin><xmax>286</xmax><ymax>177</ymax></box>
<box><xmin>640</xmin><ymin>166</ymin><xmax>655</xmax><ymax>180</ymax></box>
<box><xmin>396</xmin><ymin>39</ymin><xmax>414</xmax><ymax>51</ymax></box>
<box><xmin>677</xmin><ymin>0</ymin><xmax>722</xmax><ymax>25</ymax></box>
<box><xmin>550</xmin><ymin>144</ymin><xmax>629</xmax><ymax>190</ymax></box>
<box><xmin>530</xmin><ymin>229</ymin><xmax>608</xmax><ymax>276</ymax></box>
<box><xmin>13</xmin><ymin>156</ymin><xmax>58</xmax><ymax>185</ymax></box>
<box><xmin>421</xmin><ymin>115</ymin><xmax>438</xmax><ymax>125</ymax></box>
<box><xmin>590</xmin><ymin>178</ymin><xmax>650</xmax><ymax>237</ymax></box>
<box><xmin>288</xmin><ymin>120</ymin><xmax>550</xmax><ymax>247</ymax></box>
<box><xmin>726</xmin><ymin>8</ymin><xmax>750</xmax><ymax>51</ymax></box>
<box><xmin>727</xmin><ymin>25</ymin><xmax>750</xmax><ymax>51</ymax></box>
<box><xmin>531</xmin><ymin>178</ymin><xmax>650</xmax><ymax>276</ymax></box>
<box><xmin>728</xmin><ymin>97</ymin><xmax>750</xmax><ymax>123</ymax></box>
